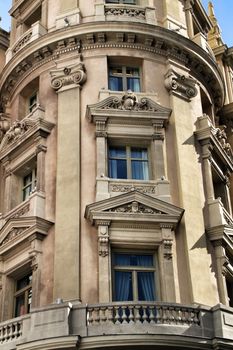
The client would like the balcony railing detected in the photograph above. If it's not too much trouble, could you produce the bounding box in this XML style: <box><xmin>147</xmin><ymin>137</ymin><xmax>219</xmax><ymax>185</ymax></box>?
<box><xmin>87</xmin><ymin>302</ymin><xmax>200</xmax><ymax>326</ymax></box>
<box><xmin>0</xmin><ymin>317</ymin><xmax>23</xmax><ymax>344</ymax></box>
<box><xmin>0</xmin><ymin>301</ymin><xmax>232</xmax><ymax>349</ymax></box>
<box><xmin>6</xmin><ymin>21</ymin><xmax>47</xmax><ymax>62</ymax></box>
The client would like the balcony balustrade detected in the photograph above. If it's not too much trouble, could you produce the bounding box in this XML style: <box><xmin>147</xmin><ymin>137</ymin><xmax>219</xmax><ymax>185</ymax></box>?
<box><xmin>0</xmin><ymin>301</ymin><xmax>232</xmax><ymax>349</ymax></box>
<box><xmin>6</xmin><ymin>21</ymin><xmax>47</xmax><ymax>63</ymax></box>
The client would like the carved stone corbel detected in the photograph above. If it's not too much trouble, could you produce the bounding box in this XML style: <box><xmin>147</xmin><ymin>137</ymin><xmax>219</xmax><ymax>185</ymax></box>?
<box><xmin>95</xmin><ymin>117</ymin><xmax>108</xmax><ymax>138</ymax></box>
<box><xmin>163</xmin><ymin>239</ymin><xmax>173</xmax><ymax>260</ymax></box>
<box><xmin>97</xmin><ymin>220</ymin><xmax>111</xmax><ymax>257</ymax></box>
<box><xmin>164</xmin><ymin>69</ymin><xmax>198</xmax><ymax>101</ymax></box>
<box><xmin>50</xmin><ymin>62</ymin><xmax>87</xmax><ymax>91</ymax></box>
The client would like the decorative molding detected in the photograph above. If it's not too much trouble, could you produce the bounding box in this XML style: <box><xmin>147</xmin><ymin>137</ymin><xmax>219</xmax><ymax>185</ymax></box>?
<box><xmin>108</xmin><ymin>201</ymin><xmax>165</xmax><ymax>215</ymax></box>
<box><xmin>96</xmin><ymin>92</ymin><xmax>164</xmax><ymax>112</ymax></box>
<box><xmin>164</xmin><ymin>69</ymin><xmax>198</xmax><ymax>101</ymax></box>
<box><xmin>0</xmin><ymin>217</ymin><xmax>53</xmax><ymax>255</ymax></box>
<box><xmin>13</xmin><ymin>30</ymin><xmax>32</xmax><ymax>53</ymax></box>
<box><xmin>0</xmin><ymin>113</ymin><xmax>11</xmax><ymax>143</ymax></box>
<box><xmin>0</xmin><ymin>119</ymin><xmax>35</xmax><ymax>148</ymax></box>
<box><xmin>0</xmin><ymin>26</ymin><xmax>224</xmax><ymax>109</ymax></box>
<box><xmin>105</xmin><ymin>5</ymin><xmax>146</xmax><ymax>20</ymax></box>
<box><xmin>0</xmin><ymin>116</ymin><xmax>54</xmax><ymax>161</ymax></box>
<box><xmin>95</xmin><ymin>117</ymin><xmax>108</xmax><ymax>138</ymax></box>
<box><xmin>98</xmin><ymin>224</ymin><xmax>110</xmax><ymax>257</ymax></box>
<box><xmin>5</xmin><ymin>203</ymin><xmax>30</xmax><ymax>220</ymax></box>
<box><xmin>163</xmin><ymin>239</ymin><xmax>173</xmax><ymax>260</ymax></box>
<box><xmin>50</xmin><ymin>63</ymin><xmax>87</xmax><ymax>91</ymax></box>
<box><xmin>1</xmin><ymin>226</ymin><xmax>30</xmax><ymax>246</ymax></box>
<box><xmin>85</xmin><ymin>190</ymin><xmax>184</xmax><ymax>227</ymax></box>
<box><xmin>195</xmin><ymin>114</ymin><xmax>233</xmax><ymax>170</ymax></box>
<box><xmin>110</xmin><ymin>184</ymin><xmax>156</xmax><ymax>195</ymax></box>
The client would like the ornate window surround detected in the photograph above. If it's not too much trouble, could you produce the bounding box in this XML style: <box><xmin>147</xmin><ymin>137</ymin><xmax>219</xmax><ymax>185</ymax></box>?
<box><xmin>85</xmin><ymin>189</ymin><xmax>184</xmax><ymax>303</ymax></box>
<box><xmin>0</xmin><ymin>106</ymin><xmax>54</xmax><ymax>218</ymax></box>
<box><xmin>86</xmin><ymin>91</ymin><xmax>172</xmax><ymax>202</ymax></box>
<box><xmin>195</xmin><ymin>114</ymin><xmax>233</xmax><ymax>306</ymax></box>
<box><xmin>0</xmin><ymin>216</ymin><xmax>53</xmax><ymax>320</ymax></box>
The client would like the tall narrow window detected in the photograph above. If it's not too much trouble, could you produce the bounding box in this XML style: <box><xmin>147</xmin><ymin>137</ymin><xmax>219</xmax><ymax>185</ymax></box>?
<box><xmin>108</xmin><ymin>146</ymin><xmax>149</xmax><ymax>180</ymax></box>
<box><xmin>113</xmin><ymin>252</ymin><xmax>156</xmax><ymax>301</ymax></box>
<box><xmin>14</xmin><ymin>273</ymin><xmax>32</xmax><ymax>317</ymax></box>
<box><xmin>109</xmin><ymin>66</ymin><xmax>140</xmax><ymax>92</ymax></box>
<box><xmin>29</xmin><ymin>92</ymin><xmax>38</xmax><ymax>113</ymax></box>
<box><xmin>22</xmin><ymin>168</ymin><xmax>37</xmax><ymax>201</ymax></box>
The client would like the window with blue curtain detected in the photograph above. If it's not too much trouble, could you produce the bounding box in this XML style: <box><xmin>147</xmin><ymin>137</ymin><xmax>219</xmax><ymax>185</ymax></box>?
<box><xmin>113</xmin><ymin>252</ymin><xmax>156</xmax><ymax>301</ymax></box>
<box><xmin>109</xmin><ymin>66</ymin><xmax>140</xmax><ymax>92</ymax></box>
<box><xmin>108</xmin><ymin>146</ymin><xmax>149</xmax><ymax>180</ymax></box>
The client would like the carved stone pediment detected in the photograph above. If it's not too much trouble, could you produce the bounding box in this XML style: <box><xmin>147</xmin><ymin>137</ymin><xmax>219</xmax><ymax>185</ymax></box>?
<box><xmin>86</xmin><ymin>93</ymin><xmax>172</xmax><ymax>130</ymax></box>
<box><xmin>0</xmin><ymin>116</ymin><xmax>54</xmax><ymax>161</ymax></box>
<box><xmin>85</xmin><ymin>190</ymin><xmax>184</xmax><ymax>228</ymax></box>
<box><xmin>0</xmin><ymin>216</ymin><xmax>53</xmax><ymax>255</ymax></box>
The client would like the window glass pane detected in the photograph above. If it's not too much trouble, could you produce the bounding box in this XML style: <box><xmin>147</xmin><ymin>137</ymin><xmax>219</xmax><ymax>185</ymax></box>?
<box><xmin>114</xmin><ymin>253</ymin><xmax>153</xmax><ymax>267</ymax></box>
<box><xmin>109</xmin><ymin>159</ymin><xmax>127</xmax><ymax>178</ymax></box>
<box><xmin>15</xmin><ymin>294</ymin><xmax>26</xmax><ymax>317</ymax></box>
<box><xmin>109</xmin><ymin>77</ymin><xmax>123</xmax><ymax>91</ymax></box>
<box><xmin>114</xmin><ymin>271</ymin><xmax>133</xmax><ymax>301</ymax></box>
<box><xmin>127</xmin><ymin>78</ymin><xmax>140</xmax><ymax>92</ymax></box>
<box><xmin>23</xmin><ymin>173</ymin><xmax>32</xmax><ymax>186</ymax></box>
<box><xmin>109</xmin><ymin>147</ymin><xmax>126</xmax><ymax>158</ymax></box>
<box><xmin>23</xmin><ymin>186</ymin><xmax>32</xmax><ymax>201</ymax></box>
<box><xmin>109</xmin><ymin>147</ymin><xmax>127</xmax><ymax>178</ymax></box>
<box><xmin>27</xmin><ymin>288</ymin><xmax>32</xmax><ymax>312</ymax></box>
<box><xmin>131</xmin><ymin>148</ymin><xmax>148</xmax><ymax>159</ymax></box>
<box><xmin>131</xmin><ymin>160</ymin><xmax>149</xmax><ymax>180</ymax></box>
<box><xmin>138</xmin><ymin>272</ymin><xmax>155</xmax><ymax>301</ymax></box>
<box><xmin>16</xmin><ymin>274</ymin><xmax>32</xmax><ymax>290</ymax></box>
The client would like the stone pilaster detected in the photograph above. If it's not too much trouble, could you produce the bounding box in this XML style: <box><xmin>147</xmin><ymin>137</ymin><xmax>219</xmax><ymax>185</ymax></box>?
<box><xmin>96</xmin><ymin>220</ymin><xmax>111</xmax><ymax>302</ymax></box>
<box><xmin>50</xmin><ymin>59</ymin><xmax>86</xmax><ymax>301</ymax></box>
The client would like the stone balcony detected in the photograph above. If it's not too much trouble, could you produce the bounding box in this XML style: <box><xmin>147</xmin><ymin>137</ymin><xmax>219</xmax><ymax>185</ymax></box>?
<box><xmin>6</xmin><ymin>21</ymin><xmax>47</xmax><ymax>63</ymax></box>
<box><xmin>0</xmin><ymin>191</ymin><xmax>46</xmax><ymax>231</ymax></box>
<box><xmin>0</xmin><ymin>301</ymin><xmax>233</xmax><ymax>349</ymax></box>
<box><xmin>94</xmin><ymin>2</ymin><xmax>156</xmax><ymax>25</ymax></box>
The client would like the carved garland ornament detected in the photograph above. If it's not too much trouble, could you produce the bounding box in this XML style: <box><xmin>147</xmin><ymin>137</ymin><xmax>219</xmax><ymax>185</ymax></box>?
<box><xmin>50</xmin><ymin>63</ymin><xmax>87</xmax><ymax>91</ymax></box>
<box><xmin>0</xmin><ymin>118</ymin><xmax>35</xmax><ymax>150</ymax></box>
<box><xmin>105</xmin><ymin>6</ymin><xmax>146</xmax><ymax>19</ymax></box>
<box><xmin>164</xmin><ymin>69</ymin><xmax>197</xmax><ymax>101</ymax></box>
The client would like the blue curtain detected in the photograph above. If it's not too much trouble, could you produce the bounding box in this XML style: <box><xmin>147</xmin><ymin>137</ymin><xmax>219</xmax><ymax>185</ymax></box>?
<box><xmin>127</xmin><ymin>78</ymin><xmax>140</xmax><ymax>92</ymax></box>
<box><xmin>138</xmin><ymin>272</ymin><xmax>155</xmax><ymax>301</ymax></box>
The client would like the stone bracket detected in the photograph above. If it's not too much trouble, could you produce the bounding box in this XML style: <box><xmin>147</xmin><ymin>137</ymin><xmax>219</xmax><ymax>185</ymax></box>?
<box><xmin>164</xmin><ymin>69</ymin><xmax>198</xmax><ymax>101</ymax></box>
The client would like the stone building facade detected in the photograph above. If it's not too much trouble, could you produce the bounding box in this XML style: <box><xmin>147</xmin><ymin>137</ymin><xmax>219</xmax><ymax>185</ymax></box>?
<box><xmin>0</xmin><ymin>0</ymin><xmax>233</xmax><ymax>349</ymax></box>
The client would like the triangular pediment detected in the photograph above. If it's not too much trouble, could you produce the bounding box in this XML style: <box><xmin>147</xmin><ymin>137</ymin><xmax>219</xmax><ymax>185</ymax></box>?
<box><xmin>86</xmin><ymin>92</ymin><xmax>171</xmax><ymax>125</ymax></box>
<box><xmin>0</xmin><ymin>216</ymin><xmax>53</xmax><ymax>255</ymax></box>
<box><xmin>85</xmin><ymin>190</ymin><xmax>184</xmax><ymax>228</ymax></box>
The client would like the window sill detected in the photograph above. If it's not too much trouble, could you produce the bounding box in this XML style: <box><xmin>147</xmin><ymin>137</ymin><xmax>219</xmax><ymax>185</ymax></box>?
<box><xmin>96</xmin><ymin>177</ymin><xmax>171</xmax><ymax>202</ymax></box>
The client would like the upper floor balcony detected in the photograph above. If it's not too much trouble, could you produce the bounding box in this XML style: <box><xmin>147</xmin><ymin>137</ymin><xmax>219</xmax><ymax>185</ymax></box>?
<box><xmin>0</xmin><ymin>301</ymin><xmax>232</xmax><ymax>350</ymax></box>
<box><xmin>6</xmin><ymin>21</ymin><xmax>47</xmax><ymax>63</ymax></box>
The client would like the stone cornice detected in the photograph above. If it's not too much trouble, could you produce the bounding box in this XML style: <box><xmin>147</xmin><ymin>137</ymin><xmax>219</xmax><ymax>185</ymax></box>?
<box><xmin>0</xmin><ymin>22</ymin><xmax>225</xmax><ymax>110</ymax></box>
